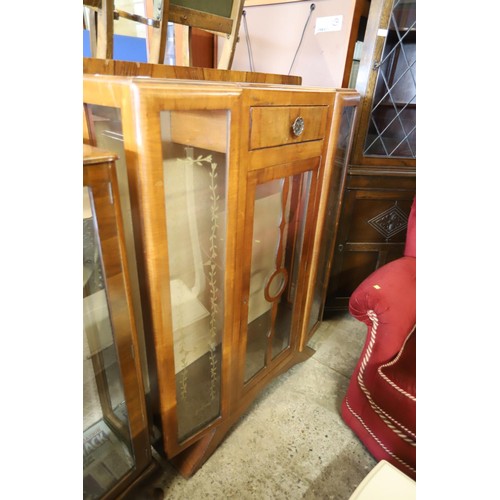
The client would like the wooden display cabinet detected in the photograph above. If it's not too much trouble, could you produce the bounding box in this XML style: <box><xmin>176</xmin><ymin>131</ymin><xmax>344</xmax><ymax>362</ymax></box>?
<box><xmin>83</xmin><ymin>74</ymin><xmax>359</xmax><ymax>477</ymax></box>
<box><xmin>83</xmin><ymin>145</ymin><xmax>155</xmax><ymax>499</ymax></box>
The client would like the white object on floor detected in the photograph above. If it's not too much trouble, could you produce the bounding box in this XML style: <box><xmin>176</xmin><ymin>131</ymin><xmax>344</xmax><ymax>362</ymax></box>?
<box><xmin>349</xmin><ymin>460</ymin><xmax>416</xmax><ymax>500</ymax></box>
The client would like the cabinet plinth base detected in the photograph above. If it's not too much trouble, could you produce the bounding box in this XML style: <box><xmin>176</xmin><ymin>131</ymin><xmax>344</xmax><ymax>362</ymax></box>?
<box><xmin>115</xmin><ymin>460</ymin><xmax>161</xmax><ymax>499</ymax></box>
<box><xmin>170</xmin><ymin>347</ymin><xmax>315</xmax><ymax>478</ymax></box>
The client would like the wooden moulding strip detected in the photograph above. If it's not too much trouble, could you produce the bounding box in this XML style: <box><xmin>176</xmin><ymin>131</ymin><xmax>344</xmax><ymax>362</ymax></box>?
<box><xmin>83</xmin><ymin>73</ymin><xmax>127</xmax><ymax>109</ymax></box>
<box><xmin>247</xmin><ymin>140</ymin><xmax>324</xmax><ymax>171</ymax></box>
<box><xmin>83</xmin><ymin>58</ymin><xmax>302</xmax><ymax>85</ymax></box>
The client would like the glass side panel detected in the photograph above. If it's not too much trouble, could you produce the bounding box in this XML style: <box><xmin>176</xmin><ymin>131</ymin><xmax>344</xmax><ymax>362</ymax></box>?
<box><xmin>307</xmin><ymin>106</ymin><xmax>356</xmax><ymax>337</ymax></box>
<box><xmin>245</xmin><ymin>171</ymin><xmax>313</xmax><ymax>383</ymax></box>
<box><xmin>86</xmin><ymin>106</ymin><xmax>130</xmax><ymax>215</ymax></box>
<box><xmin>160</xmin><ymin>110</ymin><xmax>228</xmax><ymax>442</ymax></box>
<box><xmin>86</xmin><ymin>105</ymin><xmax>125</xmax><ymax>160</ymax></box>
<box><xmin>83</xmin><ymin>186</ymin><xmax>135</xmax><ymax>500</ymax></box>
<box><xmin>363</xmin><ymin>0</ymin><xmax>416</xmax><ymax>158</ymax></box>
<box><xmin>85</xmin><ymin>104</ymin><xmax>149</xmax><ymax>395</ymax></box>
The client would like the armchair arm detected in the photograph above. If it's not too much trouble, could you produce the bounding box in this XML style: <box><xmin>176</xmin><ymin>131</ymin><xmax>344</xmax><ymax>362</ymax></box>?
<box><xmin>343</xmin><ymin>256</ymin><xmax>416</xmax><ymax>467</ymax></box>
<box><xmin>349</xmin><ymin>256</ymin><xmax>416</xmax><ymax>362</ymax></box>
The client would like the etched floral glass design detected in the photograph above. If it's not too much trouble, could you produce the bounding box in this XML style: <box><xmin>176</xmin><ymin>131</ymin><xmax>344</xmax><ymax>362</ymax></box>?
<box><xmin>245</xmin><ymin>171</ymin><xmax>313</xmax><ymax>383</ymax></box>
<box><xmin>161</xmin><ymin>110</ymin><xmax>228</xmax><ymax>442</ymax></box>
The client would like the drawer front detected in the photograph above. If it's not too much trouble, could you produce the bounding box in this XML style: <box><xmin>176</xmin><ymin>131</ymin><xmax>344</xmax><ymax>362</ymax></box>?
<box><xmin>249</xmin><ymin>106</ymin><xmax>328</xmax><ymax>150</ymax></box>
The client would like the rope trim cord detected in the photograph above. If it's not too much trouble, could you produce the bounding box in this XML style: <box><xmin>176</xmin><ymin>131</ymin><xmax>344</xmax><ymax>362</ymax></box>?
<box><xmin>357</xmin><ymin>310</ymin><xmax>416</xmax><ymax>445</ymax></box>
<box><xmin>345</xmin><ymin>398</ymin><xmax>416</xmax><ymax>475</ymax></box>
<box><xmin>378</xmin><ymin>323</ymin><xmax>416</xmax><ymax>402</ymax></box>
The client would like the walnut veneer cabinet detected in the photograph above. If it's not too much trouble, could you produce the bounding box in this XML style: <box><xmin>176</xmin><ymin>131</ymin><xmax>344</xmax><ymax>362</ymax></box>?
<box><xmin>83</xmin><ymin>145</ymin><xmax>155</xmax><ymax>499</ymax></box>
<box><xmin>324</xmin><ymin>0</ymin><xmax>416</xmax><ymax>313</ymax></box>
<box><xmin>83</xmin><ymin>74</ymin><xmax>359</xmax><ymax>477</ymax></box>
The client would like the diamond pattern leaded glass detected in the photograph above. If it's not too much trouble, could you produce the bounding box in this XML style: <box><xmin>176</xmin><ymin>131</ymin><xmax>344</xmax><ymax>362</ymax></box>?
<box><xmin>364</xmin><ymin>0</ymin><xmax>416</xmax><ymax>158</ymax></box>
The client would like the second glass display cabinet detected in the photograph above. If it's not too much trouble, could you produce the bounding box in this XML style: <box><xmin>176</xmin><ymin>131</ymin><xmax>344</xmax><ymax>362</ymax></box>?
<box><xmin>83</xmin><ymin>145</ymin><xmax>154</xmax><ymax>498</ymax></box>
<box><xmin>83</xmin><ymin>74</ymin><xmax>359</xmax><ymax>477</ymax></box>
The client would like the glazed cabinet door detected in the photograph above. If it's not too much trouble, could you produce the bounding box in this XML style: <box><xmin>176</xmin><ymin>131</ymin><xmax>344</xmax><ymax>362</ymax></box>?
<box><xmin>234</xmin><ymin>88</ymin><xmax>357</xmax><ymax>399</ymax></box>
<box><xmin>351</xmin><ymin>0</ymin><xmax>416</xmax><ymax>167</ymax></box>
<box><xmin>302</xmin><ymin>93</ymin><xmax>360</xmax><ymax>345</ymax></box>
<box><xmin>83</xmin><ymin>78</ymin><xmax>242</xmax><ymax>460</ymax></box>
<box><xmin>83</xmin><ymin>146</ymin><xmax>151</xmax><ymax>500</ymax></box>
<box><xmin>127</xmin><ymin>87</ymin><xmax>242</xmax><ymax>458</ymax></box>
<box><xmin>157</xmin><ymin>108</ymin><xmax>232</xmax><ymax>448</ymax></box>
<box><xmin>238</xmin><ymin>157</ymin><xmax>320</xmax><ymax>393</ymax></box>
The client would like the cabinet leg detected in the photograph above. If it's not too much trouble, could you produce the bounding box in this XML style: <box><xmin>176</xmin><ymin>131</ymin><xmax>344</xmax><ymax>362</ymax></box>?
<box><xmin>169</xmin><ymin>428</ymin><xmax>219</xmax><ymax>478</ymax></box>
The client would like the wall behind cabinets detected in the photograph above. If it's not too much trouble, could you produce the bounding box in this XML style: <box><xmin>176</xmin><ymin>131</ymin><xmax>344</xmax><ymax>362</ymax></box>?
<box><xmin>221</xmin><ymin>0</ymin><xmax>358</xmax><ymax>87</ymax></box>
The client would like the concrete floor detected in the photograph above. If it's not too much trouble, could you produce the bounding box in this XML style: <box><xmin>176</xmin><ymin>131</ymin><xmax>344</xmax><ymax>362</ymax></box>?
<box><xmin>135</xmin><ymin>311</ymin><xmax>377</xmax><ymax>500</ymax></box>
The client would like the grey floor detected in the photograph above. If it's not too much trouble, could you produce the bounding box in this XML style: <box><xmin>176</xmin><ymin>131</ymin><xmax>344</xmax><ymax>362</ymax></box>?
<box><xmin>137</xmin><ymin>311</ymin><xmax>377</xmax><ymax>500</ymax></box>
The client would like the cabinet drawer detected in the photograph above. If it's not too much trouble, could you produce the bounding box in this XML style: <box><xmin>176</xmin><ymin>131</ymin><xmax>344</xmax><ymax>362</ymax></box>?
<box><xmin>249</xmin><ymin>106</ymin><xmax>328</xmax><ymax>150</ymax></box>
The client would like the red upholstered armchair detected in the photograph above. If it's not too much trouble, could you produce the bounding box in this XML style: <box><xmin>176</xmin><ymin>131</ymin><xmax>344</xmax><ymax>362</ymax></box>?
<box><xmin>341</xmin><ymin>198</ymin><xmax>416</xmax><ymax>480</ymax></box>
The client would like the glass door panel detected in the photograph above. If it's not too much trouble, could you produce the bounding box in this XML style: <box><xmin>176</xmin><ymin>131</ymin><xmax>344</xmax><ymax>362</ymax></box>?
<box><xmin>85</xmin><ymin>103</ymin><xmax>149</xmax><ymax>389</ymax></box>
<box><xmin>83</xmin><ymin>186</ymin><xmax>135</xmax><ymax>500</ymax></box>
<box><xmin>363</xmin><ymin>0</ymin><xmax>416</xmax><ymax>158</ymax></box>
<box><xmin>85</xmin><ymin>105</ymin><xmax>125</xmax><ymax>164</ymax></box>
<box><xmin>245</xmin><ymin>171</ymin><xmax>313</xmax><ymax>383</ymax></box>
<box><xmin>160</xmin><ymin>110</ymin><xmax>229</xmax><ymax>442</ymax></box>
<box><xmin>307</xmin><ymin>105</ymin><xmax>356</xmax><ymax>334</ymax></box>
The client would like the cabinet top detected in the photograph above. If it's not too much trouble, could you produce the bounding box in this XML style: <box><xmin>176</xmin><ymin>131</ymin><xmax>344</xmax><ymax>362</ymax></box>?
<box><xmin>83</xmin><ymin>72</ymin><xmax>359</xmax><ymax>98</ymax></box>
<box><xmin>83</xmin><ymin>58</ymin><xmax>303</xmax><ymax>87</ymax></box>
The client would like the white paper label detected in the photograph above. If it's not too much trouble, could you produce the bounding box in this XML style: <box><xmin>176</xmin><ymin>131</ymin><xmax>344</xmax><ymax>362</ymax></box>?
<box><xmin>315</xmin><ymin>15</ymin><xmax>343</xmax><ymax>34</ymax></box>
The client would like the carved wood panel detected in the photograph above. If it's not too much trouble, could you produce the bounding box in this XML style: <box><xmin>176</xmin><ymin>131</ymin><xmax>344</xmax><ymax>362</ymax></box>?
<box><xmin>323</xmin><ymin>173</ymin><xmax>415</xmax><ymax>314</ymax></box>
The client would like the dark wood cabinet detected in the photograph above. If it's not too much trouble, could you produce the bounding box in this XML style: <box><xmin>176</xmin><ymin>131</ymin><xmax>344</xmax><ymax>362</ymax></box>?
<box><xmin>325</xmin><ymin>169</ymin><xmax>415</xmax><ymax>312</ymax></box>
<box><xmin>324</xmin><ymin>0</ymin><xmax>416</xmax><ymax>314</ymax></box>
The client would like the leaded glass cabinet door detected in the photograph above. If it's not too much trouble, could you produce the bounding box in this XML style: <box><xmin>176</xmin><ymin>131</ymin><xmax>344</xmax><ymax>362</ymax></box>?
<box><xmin>352</xmin><ymin>0</ymin><xmax>416</xmax><ymax>166</ymax></box>
<box><xmin>83</xmin><ymin>146</ymin><xmax>151</xmax><ymax>500</ymax></box>
<box><xmin>239</xmin><ymin>158</ymin><xmax>319</xmax><ymax>390</ymax></box>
